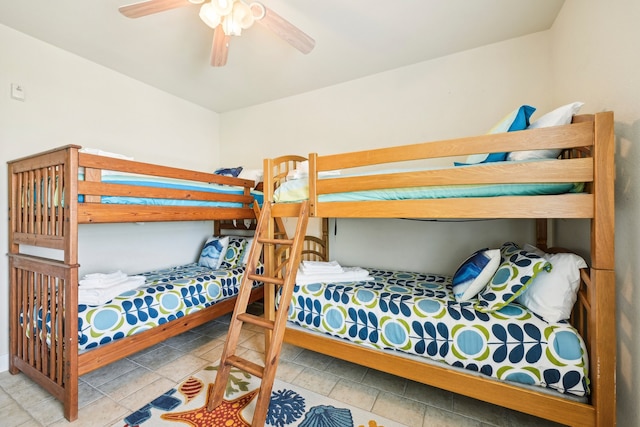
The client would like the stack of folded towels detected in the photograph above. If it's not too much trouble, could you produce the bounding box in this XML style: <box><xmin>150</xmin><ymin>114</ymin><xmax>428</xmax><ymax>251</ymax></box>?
<box><xmin>296</xmin><ymin>260</ymin><xmax>372</xmax><ymax>285</ymax></box>
<box><xmin>78</xmin><ymin>270</ymin><xmax>146</xmax><ymax>305</ymax></box>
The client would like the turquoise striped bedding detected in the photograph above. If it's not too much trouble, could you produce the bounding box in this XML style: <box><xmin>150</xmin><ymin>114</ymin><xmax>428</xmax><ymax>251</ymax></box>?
<box><xmin>285</xmin><ymin>269</ymin><xmax>589</xmax><ymax>397</ymax></box>
<box><xmin>83</xmin><ymin>174</ymin><xmax>264</xmax><ymax>207</ymax></box>
<box><xmin>273</xmin><ymin>162</ymin><xmax>583</xmax><ymax>203</ymax></box>
<box><xmin>274</xmin><ymin>178</ymin><xmax>582</xmax><ymax>203</ymax></box>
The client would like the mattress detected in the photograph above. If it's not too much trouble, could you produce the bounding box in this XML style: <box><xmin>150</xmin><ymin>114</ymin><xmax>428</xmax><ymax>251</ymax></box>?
<box><xmin>77</xmin><ymin>263</ymin><xmax>263</xmax><ymax>351</ymax></box>
<box><xmin>273</xmin><ymin>162</ymin><xmax>583</xmax><ymax>203</ymax></box>
<box><xmin>96</xmin><ymin>174</ymin><xmax>264</xmax><ymax>207</ymax></box>
<box><xmin>285</xmin><ymin>268</ymin><xmax>589</xmax><ymax>397</ymax></box>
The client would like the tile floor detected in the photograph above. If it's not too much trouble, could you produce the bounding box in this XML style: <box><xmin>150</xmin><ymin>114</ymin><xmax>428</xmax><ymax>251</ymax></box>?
<box><xmin>1</xmin><ymin>309</ymin><xmax>564</xmax><ymax>427</ymax></box>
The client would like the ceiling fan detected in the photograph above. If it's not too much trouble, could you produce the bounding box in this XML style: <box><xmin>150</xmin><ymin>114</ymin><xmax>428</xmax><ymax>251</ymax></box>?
<box><xmin>119</xmin><ymin>0</ymin><xmax>315</xmax><ymax>67</ymax></box>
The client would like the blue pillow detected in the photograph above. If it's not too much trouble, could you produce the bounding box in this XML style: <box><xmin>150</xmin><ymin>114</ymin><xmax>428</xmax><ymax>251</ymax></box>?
<box><xmin>214</xmin><ymin>166</ymin><xmax>243</xmax><ymax>177</ymax></box>
<box><xmin>456</xmin><ymin>105</ymin><xmax>536</xmax><ymax>165</ymax></box>
<box><xmin>198</xmin><ymin>236</ymin><xmax>229</xmax><ymax>269</ymax></box>
<box><xmin>452</xmin><ymin>248</ymin><xmax>501</xmax><ymax>301</ymax></box>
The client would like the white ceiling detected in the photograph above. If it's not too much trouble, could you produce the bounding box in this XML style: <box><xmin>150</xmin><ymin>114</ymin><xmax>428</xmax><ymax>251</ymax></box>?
<box><xmin>0</xmin><ymin>0</ymin><xmax>564</xmax><ymax>113</ymax></box>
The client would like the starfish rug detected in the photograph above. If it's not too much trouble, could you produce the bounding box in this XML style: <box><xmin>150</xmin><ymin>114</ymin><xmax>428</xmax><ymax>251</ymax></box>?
<box><xmin>122</xmin><ymin>363</ymin><xmax>408</xmax><ymax>427</ymax></box>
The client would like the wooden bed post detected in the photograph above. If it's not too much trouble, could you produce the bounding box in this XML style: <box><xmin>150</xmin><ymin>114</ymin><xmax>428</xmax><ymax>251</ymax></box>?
<box><xmin>589</xmin><ymin>111</ymin><xmax>616</xmax><ymax>426</ymax></box>
<box><xmin>63</xmin><ymin>146</ymin><xmax>80</xmax><ymax>421</ymax></box>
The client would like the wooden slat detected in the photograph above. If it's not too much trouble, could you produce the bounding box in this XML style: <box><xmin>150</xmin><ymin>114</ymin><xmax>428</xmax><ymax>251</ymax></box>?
<box><xmin>77</xmin><ymin>181</ymin><xmax>255</xmax><ymax>203</ymax></box>
<box><xmin>78</xmin><ymin>153</ymin><xmax>254</xmax><ymax>188</ymax></box>
<box><xmin>248</xmin><ymin>274</ymin><xmax>284</xmax><ymax>286</ymax></box>
<box><xmin>236</xmin><ymin>313</ymin><xmax>275</xmax><ymax>330</ymax></box>
<box><xmin>76</xmin><ymin>205</ymin><xmax>256</xmax><ymax>223</ymax></box>
<box><xmin>316</xmin><ymin>121</ymin><xmax>593</xmax><ymax>171</ymax></box>
<box><xmin>316</xmin><ymin>157</ymin><xmax>593</xmax><ymax>194</ymax></box>
<box><xmin>315</xmin><ymin>194</ymin><xmax>594</xmax><ymax>219</ymax></box>
<box><xmin>226</xmin><ymin>355</ymin><xmax>264</xmax><ymax>378</ymax></box>
<box><xmin>12</xmin><ymin>233</ymin><xmax>65</xmax><ymax>250</ymax></box>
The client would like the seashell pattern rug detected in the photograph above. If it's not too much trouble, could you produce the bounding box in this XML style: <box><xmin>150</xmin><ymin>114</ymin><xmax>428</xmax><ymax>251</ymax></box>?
<box><xmin>121</xmin><ymin>363</ymin><xmax>407</xmax><ymax>427</ymax></box>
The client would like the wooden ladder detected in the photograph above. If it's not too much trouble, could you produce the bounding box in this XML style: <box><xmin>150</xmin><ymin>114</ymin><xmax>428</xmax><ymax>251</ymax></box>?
<box><xmin>207</xmin><ymin>201</ymin><xmax>309</xmax><ymax>426</ymax></box>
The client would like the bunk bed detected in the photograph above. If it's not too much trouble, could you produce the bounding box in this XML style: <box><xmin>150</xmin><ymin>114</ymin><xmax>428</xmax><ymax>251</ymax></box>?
<box><xmin>7</xmin><ymin>145</ymin><xmax>265</xmax><ymax>421</ymax></box>
<box><xmin>263</xmin><ymin>112</ymin><xmax>616</xmax><ymax>426</ymax></box>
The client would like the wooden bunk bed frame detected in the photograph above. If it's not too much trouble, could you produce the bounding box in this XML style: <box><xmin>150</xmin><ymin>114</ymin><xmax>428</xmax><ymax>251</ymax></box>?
<box><xmin>264</xmin><ymin>112</ymin><xmax>616</xmax><ymax>426</ymax></box>
<box><xmin>7</xmin><ymin>145</ymin><xmax>264</xmax><ymax>421</ymax></box>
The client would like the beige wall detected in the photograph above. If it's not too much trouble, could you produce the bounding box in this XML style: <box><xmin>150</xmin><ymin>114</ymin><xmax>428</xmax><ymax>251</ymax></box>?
<box><xmin>0</xmin><ymin>24</ymin><xmax>221</xmax><ymax>369</ymax></box>
<box><xmin>219</xmin><ymin>31</ymin><xmax>558</xmax><ymax>274</ymax></box>
<box><xmin>552</xmin><ymin>0</ymin><xmax>640</xmax><ymax>424</ymax></box>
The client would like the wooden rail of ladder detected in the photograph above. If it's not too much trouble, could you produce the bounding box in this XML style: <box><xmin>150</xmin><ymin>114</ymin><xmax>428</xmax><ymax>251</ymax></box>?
<box><xmin>207</xmin><ymin>201</ymin><xmax>310</xmax><ymax>426</ymax></box>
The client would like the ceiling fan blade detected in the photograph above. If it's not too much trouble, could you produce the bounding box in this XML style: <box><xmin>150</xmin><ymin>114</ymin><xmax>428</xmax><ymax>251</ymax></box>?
<box><xmin>119</xmin><ymin>0</ymin><xmax>191</xmax><ymax>19</ymax></box>
<box><xmin>211</xmin><ymin>25</ymin><xmax>230</xmax><ymax>67</ymax></box>
<box><xmin>255</xmin><ymin>5</ymin><xmax>315</xmax><ymax>54</ymax></box>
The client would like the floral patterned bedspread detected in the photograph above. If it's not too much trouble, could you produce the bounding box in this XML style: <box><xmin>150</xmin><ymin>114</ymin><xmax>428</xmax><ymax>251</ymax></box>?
<box><xmin>286</xmin><ymin>269</ymin><xmax>589</xmax><ymax>396</ymax></box>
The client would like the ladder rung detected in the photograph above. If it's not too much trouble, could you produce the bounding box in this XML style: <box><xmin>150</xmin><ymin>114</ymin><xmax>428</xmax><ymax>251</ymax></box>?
<box><xmin>226</xmin><ymin>355</ymin><xmax>264</xmax><ymax>378</ymax></box>
<box><xmin>237</xmin><ymin>313</ymin><xmax>275</xmax><ymax>330</ymax></box>
<box><xmin>248</xmin><ymin>274</ymin><xmax>285</xmax><ymax>286</ymax></box>
<box><xmin>258</xmin><ymin>237</ymin><xmax>294</xmax><ymax>246</ymax></box>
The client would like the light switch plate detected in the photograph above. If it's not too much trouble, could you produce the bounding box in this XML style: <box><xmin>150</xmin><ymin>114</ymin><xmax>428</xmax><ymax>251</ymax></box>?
<box><xmin>11</xmin><ymin>83</ymin><xmax>25</xmax><ymax>101</ymax></box>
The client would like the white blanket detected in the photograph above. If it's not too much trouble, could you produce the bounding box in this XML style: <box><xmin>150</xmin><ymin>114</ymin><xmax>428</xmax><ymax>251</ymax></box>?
<box><xmin>79</xmin><ymin>270</ymin><xmax>128</xmax><ymax>288</ymax></box>
<box><xmin>296</xmin><ymin>266</ymin><xmax>373</xmax><ymax>285</ymax></box>
<box><xmin>78</xmin><ymin>273</ymin><xmax>146</xmax><ymax>305</ymax></box>
<box><xmin>299</xmin><ymin>260</ymin><xmax>344</xmax><ymax>274</ymax></box>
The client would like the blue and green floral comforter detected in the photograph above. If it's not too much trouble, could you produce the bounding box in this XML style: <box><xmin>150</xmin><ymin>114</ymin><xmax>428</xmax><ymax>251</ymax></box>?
<box><xmin>78</xmin><ymin>263</ymin><xmax>262</xmax><ymax>351</ymax></box>
<box><xmin>286</xmin><ymin>269</ymin><xmax>589</xmax><ymax>396</ymax></box>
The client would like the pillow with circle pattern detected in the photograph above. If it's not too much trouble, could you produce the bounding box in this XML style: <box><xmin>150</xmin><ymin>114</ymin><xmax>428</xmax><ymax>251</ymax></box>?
<box><xmin>475</xmin><ymin>242</ymin><xmax>551</xmax><ymax>313</ymax></box>
<box><xmin>219</xmin><ymin>236</ymin><xmax>249</xmax><ymax>269</ymax></box>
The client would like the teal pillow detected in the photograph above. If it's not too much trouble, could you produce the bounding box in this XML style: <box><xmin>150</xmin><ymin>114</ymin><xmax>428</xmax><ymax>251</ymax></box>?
<box><xmin>219</xmin><ymin>236</ymin><xmax>249</xmax><ymax>269</ymax></box>
<box><xmin>456</xmin><ymin>105</ymin><xmax>536</xmax><ymax>165</ymax></box>
<box><xmin>475</xmin><ymin>242</ymin><xmax>551</xmax><ymax>313</ymax></box>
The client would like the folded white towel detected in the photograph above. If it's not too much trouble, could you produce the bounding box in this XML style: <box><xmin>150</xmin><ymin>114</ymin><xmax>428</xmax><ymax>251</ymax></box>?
<box><xmin>296</xmin><ymin>266</ymin><xmax>373</xmax><ymax>285</ymax></box>
<box><xmin>82</xmin><ymin>270</ymin><xmax>126</xmax><ymax>280</ymax></box>
<box><xmin>300</xmin><ymin>260</ymin><xmax>344</xmax><ymax>274</ymax></box>
<box><xmin>80</xmin><ymin>271</ymin><xmax>128</xmax><ymax>288</ymax></box>
<box><xmin>78</xmin><ymin>276</ymin><xmax>146</xmax><ymax>305</ymax></box>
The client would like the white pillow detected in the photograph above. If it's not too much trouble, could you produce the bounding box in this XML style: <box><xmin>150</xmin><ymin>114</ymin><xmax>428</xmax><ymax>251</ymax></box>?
<box><xmin>240</xmin><ymin>237</ymin><xmax>254</xmax><ymax>265</ymax></box>
<box><xmin>507</xmin><ymin>102</ymin><xmax>584</xmax><ymax>161</ymax></box>
<box><xmin>516</xmin><ymin>244</ymin><xmax>587</xmax><ymax>322</ymax></box>
<box><xmin>451</xmin><ymin>248</ymin><xmax>501</xmax><ymax>301</ymax></box>
<box><xmin>238</xmin><ymin>169</ymin><xmax>263</xmax><ymax>186</ymax></box>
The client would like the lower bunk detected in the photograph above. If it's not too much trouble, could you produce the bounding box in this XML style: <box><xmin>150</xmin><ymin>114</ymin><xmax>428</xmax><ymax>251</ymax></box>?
<box><xmin>9</xmin><ymin>235</ymin><xmax>263</xmax><ymax>421</ymax></box>
<box><xmin>274</xmin><ymin>238</ymin><xmax>610</xmax><ymax>426</ymax></box>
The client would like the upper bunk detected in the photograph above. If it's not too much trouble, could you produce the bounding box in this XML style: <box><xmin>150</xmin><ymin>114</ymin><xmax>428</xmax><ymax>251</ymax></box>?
<box><xmin>8</xmin><ymin>144</ymin><xmax>261</xmax><ymax>254</ymax></box>
<box><xmin>265</xmin><ymin>112</ymin><xmax>613</xmax><ymax>221</ymax></box>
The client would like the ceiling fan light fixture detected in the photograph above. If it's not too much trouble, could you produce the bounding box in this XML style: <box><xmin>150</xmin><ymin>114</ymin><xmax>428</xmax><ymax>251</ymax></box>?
<box><xmin>210</xmin><ymin>0</ymin><xmax>235</xmax><ymax>16</ymax></box>
<box><xmin>222</xmin><ymin>13</ymin><xmax>242</xmax><ymax>36</ymax></box>
<box><xmin>199</xmin><ymin>3</ymin><xmax>221</xmax><ymax>28</ymax></box>
<box><xmin>232</xmin><ymin>1</ymin><xmax>254</xmax><ymax>29</ymax></box>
